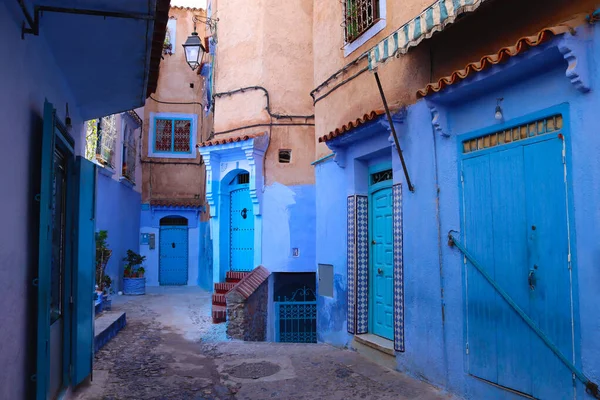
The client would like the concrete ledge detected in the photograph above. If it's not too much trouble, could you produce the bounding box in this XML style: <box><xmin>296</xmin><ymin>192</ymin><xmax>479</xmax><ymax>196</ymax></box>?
<box><xmin>94</xmin><ymin>311</ymin><xmax>126</xmax><ymax>353</ymax></box>
<box><xmin>352</xmin><ymin>334</ymin><xmax>397</xmax><ymax>371</ymax></box>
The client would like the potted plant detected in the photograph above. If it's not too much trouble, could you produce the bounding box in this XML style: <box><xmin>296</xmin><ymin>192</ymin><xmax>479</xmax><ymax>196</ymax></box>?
<box><xmin>123</xmin><ymin>249</ymin><xmax>147</xmax><ymax>295</ymax></box>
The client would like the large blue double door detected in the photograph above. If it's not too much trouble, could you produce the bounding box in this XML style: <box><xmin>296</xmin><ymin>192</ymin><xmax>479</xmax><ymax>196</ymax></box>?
<box><xmin>461</xmin><ymin>116</ymin><xmax>575</xmax><ymax>399</ymax></box>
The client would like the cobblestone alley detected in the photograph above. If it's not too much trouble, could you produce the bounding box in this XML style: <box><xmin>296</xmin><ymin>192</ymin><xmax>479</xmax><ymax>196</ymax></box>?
<box><xmin>73</xmin><ymin>288</ymin><xmax>452</xmax><ymax>400</ymax></box>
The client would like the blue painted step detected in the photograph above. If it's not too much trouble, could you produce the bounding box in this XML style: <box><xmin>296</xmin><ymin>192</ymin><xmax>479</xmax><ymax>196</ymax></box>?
<box><xmin>94</xmin><ymin>311</ymin><xmax>126</xmax><ymax>353</ymax></box>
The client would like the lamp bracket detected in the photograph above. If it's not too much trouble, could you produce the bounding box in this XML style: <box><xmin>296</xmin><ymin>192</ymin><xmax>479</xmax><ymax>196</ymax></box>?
<box><xmin>192</xmin><ymin>15</ymin><xmax>219</xmax><ymax>33</ymax></box>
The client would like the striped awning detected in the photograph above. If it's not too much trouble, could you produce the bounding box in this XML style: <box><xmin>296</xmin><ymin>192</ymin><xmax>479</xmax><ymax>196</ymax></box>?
<box><xmin>368</xmin><ymin>0</ymin><xmax>489</xmax><ymax>70</ymax></box>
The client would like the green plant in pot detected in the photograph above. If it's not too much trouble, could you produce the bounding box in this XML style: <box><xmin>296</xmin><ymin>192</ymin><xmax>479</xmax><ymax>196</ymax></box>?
<box><xmin>123</xmin><ymin>249</ymin><xmax>147</xmax><ymax>295</ymax></box>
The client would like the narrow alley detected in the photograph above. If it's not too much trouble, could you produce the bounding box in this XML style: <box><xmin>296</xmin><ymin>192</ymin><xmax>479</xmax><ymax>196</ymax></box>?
<box><xmin>74</xmin><ymin>288</ymin><xmax>450</xmax><ymax>400</ymax></box>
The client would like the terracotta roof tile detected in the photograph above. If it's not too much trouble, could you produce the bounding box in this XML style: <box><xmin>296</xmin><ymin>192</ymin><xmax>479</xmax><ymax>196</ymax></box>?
<box><xmin>318</xmin><ymin>110</ymin><xmax>385</xmax><ymax>143</ymax></box>
<box><xmin>198</xmin><ymin>132</ymin><xmax>265</xmax><ymax>147</ymax></box>
<box><xmin>170</xmin><ymin>6</ymin><xmax>205</xmax><ymax>11</ymax></box>
<box><xmin>416</xmin><ymin>20</ymin><xmax>583</xmax><ymax>98</ymax></box>
<box><xmin>150</xmin><ymin>199</ymin><xmax>202</xmax><ymax>208</ymax></box>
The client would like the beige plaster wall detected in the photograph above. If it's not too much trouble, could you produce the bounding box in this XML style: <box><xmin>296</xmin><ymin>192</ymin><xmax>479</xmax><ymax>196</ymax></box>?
<box><xmin>211</xmin><ymin>0</ymin><xmax>315</xmax><ymax>185</ymax></box>
<box><xmin>312</xmin><ymin>0</ymin><xmax>598</xmax><ymax>159</ymax></box>
<box><xmin>141</xmin><ymin>7</ymin><xmax>209</xmax><ymax>220</ymax></box>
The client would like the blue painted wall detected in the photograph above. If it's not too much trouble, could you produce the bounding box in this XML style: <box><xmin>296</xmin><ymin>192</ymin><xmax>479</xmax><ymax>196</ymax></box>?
<box><xmin>198</xmin><ymin>221</ymin><xmax>213</xmax><ymax>290</ymax></box>
<box><xmin>262</xmin><ymin>184</ymin><xmax>316</xmax><ymax>273</ymax></box>
<box><xmin>317</xmin><ymin>28</ymin><xmax>600</xmax><ymax>400</ymax></box>
<box><xmin>95</xmin><ymin>173</ymin><xmax>141</xmax><ymax>292</ymax></box>
<box><xmin>0</xmin><ymin>3</ymin><xmax>86</xmax><ymax>398</ymax></box>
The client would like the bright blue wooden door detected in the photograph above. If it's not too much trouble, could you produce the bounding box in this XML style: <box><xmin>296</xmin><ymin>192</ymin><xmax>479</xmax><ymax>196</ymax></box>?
<box><xmin>369</xmin><ymin>187</ymin><xmax>394</xmax><ymax>340</ymax></box>
<box><xmin>462</xmin><ymin>134</ymin><xmax>573</xmax><ymax>398</ymax></box>
<box><xmin>159</xmin><ymin>226</ymin><xmax>188</xmax><ymax>285</ymax></box>
<box><xmin>230</xmin><ymin>186</ymin><xmax>254</xmax><ymax>271</ymax></box>
<box><xmin>71</xmin><ymin>156</ymin><xmax>96</xmax><ymax>386</ymax></box>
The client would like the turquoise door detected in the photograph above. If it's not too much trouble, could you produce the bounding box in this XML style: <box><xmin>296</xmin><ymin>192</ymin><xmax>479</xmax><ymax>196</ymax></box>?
<box><xmin>159</xmin><ymin>225</ymin><xmax>188</xmax><ymax>285</ymax></box>
<box><xmin>369</xmin><ymin>183</ymin><xmax>394</xmax><ymax>340</ymax></box>
<box><xmin>230</xmin><ymin>185</ymin><xmax>254</xmax><ymax>271</ymax></box>
<box><xmin>461</xmin><ymin>114</ymin><xmax>574</xmax><ymax>399</ymax></box>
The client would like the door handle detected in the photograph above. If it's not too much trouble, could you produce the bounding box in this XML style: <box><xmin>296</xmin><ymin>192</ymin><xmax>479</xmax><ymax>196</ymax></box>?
<box><xmin>172</xmin><ymin>242</ymin><xmax>176</xmax><ymax>248</ymax></box>
<box><xmin>241</xmin><ymin>208</ymin><xmax>248</xmax><ymax>219</ymax></box>
<box><xmin>377</xmin><ymin>268</ymin><xmax>383</xmax><ymax>275</ymax></box>
<box><xmin>372</xmin><ymin>240</ymin><xmax>377</xmax><ymax>245</ymax></box>
<box><xmin>528</xmin><ymin>269</ymin><xmax>536</xmax><ymax>291</ymax></box>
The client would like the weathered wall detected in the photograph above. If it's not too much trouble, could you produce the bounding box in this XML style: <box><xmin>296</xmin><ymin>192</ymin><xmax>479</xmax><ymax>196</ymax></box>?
<box><xmin>0</xmin><ymin>3</ymin><xmax>87</xmax><ymax>399</ymax></box>
<box><xmin>141</xmin><ymin>6</ymin><xmax>208</xmax><ymax>211</ymax></box>
<box><xmin>212</xmin><ymin>0</ymin><xmax>315</xmax><ymax>187</ymax></box>
<box><xmin>96</xmin><ymin>173</ymin><xmax>142</xmax><ymax>292</ymax></box>
<box><xmin>311</xmin><ymin>0</ymin><xmax>599</xmax><ymax>159</ymax></box>
<box><xmin>226</xmin><ymin>281</ymin><xmax>269</xmax><ymax>341</ymax></box>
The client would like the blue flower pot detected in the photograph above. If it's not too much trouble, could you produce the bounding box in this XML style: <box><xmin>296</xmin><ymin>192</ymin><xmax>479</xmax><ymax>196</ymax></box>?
<box><xmin>123</xmin><ymin>277</ymin><xmax>146</xmax><ymax>295</ymax></box>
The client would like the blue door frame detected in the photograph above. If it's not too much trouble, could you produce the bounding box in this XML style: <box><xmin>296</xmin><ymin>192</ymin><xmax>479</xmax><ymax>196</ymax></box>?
<box><xmin>37</xmin><ymin>101</ymin><xmax>96</xmax><ymax>399</ymax></box>
<box><xmin>368</xmin><ymin>163</ymin><xmax>394</xmax><ymax>341</ymax></box>
<box><xmin>458</xmin><ymin>105</ymin><xmax>580</xmax><ymax>399</ymax></box>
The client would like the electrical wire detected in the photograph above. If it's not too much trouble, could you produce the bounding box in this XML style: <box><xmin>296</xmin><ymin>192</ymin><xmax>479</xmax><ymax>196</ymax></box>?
<box><xmin>149</xmin><ymin>95</ymin><xmax>204</xmax><ymax>106</ymax></box>
<box><xmin>213</xmin><ymin>122</ymin><xmax>315</xmax><ymax>136</ymax></box>
<box><xmin>313</xmin><ymin>67</ymin><xmax>368</xmax><ymax>105</ymax></box>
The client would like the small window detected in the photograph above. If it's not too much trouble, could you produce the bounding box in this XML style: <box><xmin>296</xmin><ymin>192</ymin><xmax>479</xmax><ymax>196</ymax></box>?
<box><xmin>160</xmin><ymin>216</ymin><xmax>188</xmax><ymax>226</ymax></box>
<box><xmin>371</xmin><ymin>169</ymin><xmax>393</xmax><ymax>184</ymax></box>
<box><xmin>237</xmin><ymin>173</ymin><xmax>250</xmax><ymax>184</ymax></box>
<box><xmin>121</xmin><ymin>127</ymin><xmax>136</xmax><ymax>182</ymax></box>
<box><xmin>344</xmin><ymin>0</ymin><xmax>379</xmax><ymax>43</ymax></box>
<box><xmin>279</xmin><ymin>149</ymin><xmax>291</xmax><ymax>163</ymax></box>
<box><xmin>154</xmin><ymin>117</ymin><xmax>192</xmax><ymax>154</ymax></box>
<box><xmin>163</xmin><ymin>19</ymin><xmax>176</xmax><ymax>55</ymax></box>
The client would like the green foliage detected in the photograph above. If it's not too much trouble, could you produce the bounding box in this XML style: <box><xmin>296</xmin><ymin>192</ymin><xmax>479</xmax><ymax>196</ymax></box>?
<box><xmin>85</xmin><ymin>119</ymin><xmax>98</xmax><ymax>161</ymax></box>
<box><xmin>95</xmin><ymin>230</ymin><xmax>112</xmax><ymax>290</ymax></box>
<box><xmin>123</xmin><ymin>249</ymin><xmax>147</xmax><ymax>278</ymax></box>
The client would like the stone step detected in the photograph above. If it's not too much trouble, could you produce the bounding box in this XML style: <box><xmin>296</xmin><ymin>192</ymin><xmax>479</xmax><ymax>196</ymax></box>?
<box><xmin>214</xmin><ymin>282</ymin><xmax>236</xmax><ymax>294</ymax></box>
<box><xmin>212</xmin><ymin>305</ymin><xmax>227</xmax><ymax>323</ymax></box>
<box><xmin>94</xmin><ymin>311</ymin><xmax>126</xmax><ymax>353</ymax></box>
<box><xmin>212</xmin><ymin>293</ymin><xmax>226</xmax><ymax>306</ymax></box>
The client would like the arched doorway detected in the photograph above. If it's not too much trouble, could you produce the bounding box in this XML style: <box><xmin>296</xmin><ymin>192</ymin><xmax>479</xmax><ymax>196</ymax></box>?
<box><xmin>159</xmin><ymin>216</ymin><xmax>188</xmax><ymax>285</ymax></box>
<box><xmin>229</xmin><ymin>172</ymin><xmax>254</xmax><ymax>271</ymax></box>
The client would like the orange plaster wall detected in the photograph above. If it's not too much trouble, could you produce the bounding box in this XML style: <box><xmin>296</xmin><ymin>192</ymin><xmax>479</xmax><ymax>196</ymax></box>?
<box><xmin>211</xmin><ymin>0</ymin><xmax>315</xmax><ymax>185</ymax></box>
<box><xmin>141</xmin><ymin>7</ymin><xmax>208</xmax><ymax>218</ymax></box>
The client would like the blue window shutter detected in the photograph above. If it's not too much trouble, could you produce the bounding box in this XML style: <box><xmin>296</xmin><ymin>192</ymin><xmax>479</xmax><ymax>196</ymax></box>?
<box><xmin>35</xmin><ymin>101</ymin><xmax>55</xmax><ymax>400</ymax></box>
<box><xmin>71</xmin><ymin>156</ymin><xmax>96</xmax><ymax>386</ymax></box>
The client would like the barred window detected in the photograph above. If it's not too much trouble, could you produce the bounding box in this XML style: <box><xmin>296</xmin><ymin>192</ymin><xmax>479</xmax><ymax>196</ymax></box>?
<box><xmin>344</xmin><ymin>0</ymin><xmax>379</xmax><ymax>43</ymax></box>
<box><xmin>153</xmin><ymin>117</ymin><xmax>192</xmax><ymax>154</ymax></box>
<box><xmin>97</xmin><ymin>114</ymin><xmax>117</xmax><ymax>168</ymax></box>
<box><xmin>122</xmin><ymin>127</ymin><xmax>137</xmax><ymax>182</ymax></box>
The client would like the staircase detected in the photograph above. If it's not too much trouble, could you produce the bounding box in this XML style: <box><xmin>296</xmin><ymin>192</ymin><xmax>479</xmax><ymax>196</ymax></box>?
<box><xmin>212</xmin><ymin>271</ymin><xmax>250</xmax><ymax>323</ymax></box>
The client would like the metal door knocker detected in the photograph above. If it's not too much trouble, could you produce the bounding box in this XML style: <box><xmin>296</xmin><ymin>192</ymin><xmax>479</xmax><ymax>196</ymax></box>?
<box><xmin>241</xmin><ymin>208</ymin><xmax>248</xmax><ymax>219</ymax></box>
<box><xmin>172</xmin><ymin>242</ymin><xmax>176</xmax><ymax>248</ymax></box>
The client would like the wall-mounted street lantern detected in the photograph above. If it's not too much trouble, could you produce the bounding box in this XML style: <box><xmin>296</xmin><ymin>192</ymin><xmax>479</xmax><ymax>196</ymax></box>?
<box><xmin>182</xmin><ymin>15</ymin><xmax>218</xmax><ymax>71</ymax></box>
<box><xmin>182</xmin><ymin>30</ymin><xmax>206</xmax><ymax>71</ymax></box>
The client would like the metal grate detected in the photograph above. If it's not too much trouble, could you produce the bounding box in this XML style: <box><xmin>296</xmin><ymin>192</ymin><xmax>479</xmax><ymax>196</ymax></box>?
<box><xmin>160</xmin><ymin>216</ymin><xmax>188</xmax><ymax>226</ymax></box>
<box><xmin>344</xmin><ymin>0</ymin><xmax>379</xmax><ymax>43</ymax></box>
<box><xmin>155</xmin><ymin>118</ymin><xmax>173</xmax><ymax>152</ymax></box>
<box><xmin>463</xmin><ymin>115</ymin><xmax>563</xmax><ymax>154</ymax></box>
<box><xmin>97</xmin><ymin>115</ymin><xmax>117</xmax><ymax>167</ymax></box>
<box><xmin>371</xmin><ymin>168</ymin><xmax>393</xmax><ymax>184</ymax></box>
<box><xmin>122</xmin><ymin>127</ymin><xmax>137</xmax><ymax>182</ymax></box>
<box><xmin>154</xmin><ymin>118</ymin><xmax>192</xmax><ymax>153</ymax></box>
<box><xmin>275</xmin><ymin>286</ymin><xmax>317</xmax><ymax>343</ymax></box>
<box><xmin>174</xmin><ymin>120</ymin><xmax>191</xmax><ymax>152</ymax></box>
<box><xmin>237</xmin><ymin>173</ymin><xmax>250</xmax><ymax>184</ymax></box>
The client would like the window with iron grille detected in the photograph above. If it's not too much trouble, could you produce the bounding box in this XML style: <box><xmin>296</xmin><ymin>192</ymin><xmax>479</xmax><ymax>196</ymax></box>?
<box><xmin>154</xmin><ymin>117</ymin><xmax>192</xmax><ymax>153</ymax></box>
<box><xmin>96</xmin><ymin>115</ymin><xmax>117</xmax><ymax>168</ymax></box>
<box><xmin>121</xmin><ymin>127</ymin><xmax>137</xmax><ymax>182</ymax></box>
<box><xmin>344</xmin><ymin>0</ymin><xmax>379</xmax><ymax>43</ymax></box>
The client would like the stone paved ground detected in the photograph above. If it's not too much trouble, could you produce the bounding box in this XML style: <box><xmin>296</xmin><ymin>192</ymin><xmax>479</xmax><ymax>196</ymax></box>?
<box><xmin>73</xmin><ymin>287</ymin><xmax>453</xmax><ymax>400</ymax></box>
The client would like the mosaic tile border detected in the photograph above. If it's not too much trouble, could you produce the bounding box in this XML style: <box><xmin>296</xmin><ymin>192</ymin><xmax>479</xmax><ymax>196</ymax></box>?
<box><xmin>393</xmin><ymin>183</ymin><xmax>405</xmax><ymax>352</ymax></box>
<box><xmin>356</xmin><ymin>195</ymin><xmax>369</xmax><ymax>334</ymax></box>
<box><xmin>347</xmin><ymin>195</ymin><xmax>356</xmax><ymax>334</ymax></box>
